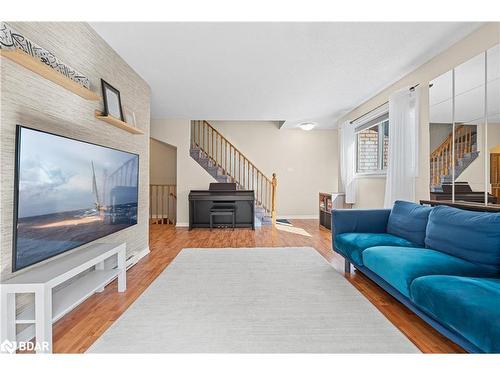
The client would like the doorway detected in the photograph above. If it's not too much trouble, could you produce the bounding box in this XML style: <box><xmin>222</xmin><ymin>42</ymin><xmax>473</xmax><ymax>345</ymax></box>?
<box><xmin>150</xmin><ymin>138</ymin><xmax>177</xmax><ymax>225</ymax></box>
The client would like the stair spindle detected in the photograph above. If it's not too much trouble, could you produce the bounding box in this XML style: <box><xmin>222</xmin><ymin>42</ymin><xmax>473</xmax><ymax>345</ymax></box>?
<box><xmin>166</xmin><ymin>185</ymin><xmax>170</xmax><ymax>224</ymax></box>
<box><xmin>215</xmin><ymin>132</ymin><xmax>219</xmax><ymax>167</ymax></box>
<box><xmin>156</xmin><ymin>185</ymin><xmax>159</xmax><ymax>224</ymax></box>
<box><xmin>161</xmin><ymin>185</ymin><xmax>164</xmax><ymax>224</ymax></box>
<box><xmin>197</xmin><ymin>120</ymin><xmax>201</xmax><ymax>147</ymax></box>
<box><xmin>271</xmin><ymin>173</ymin><xmax>277</xmax><ymax>225</ymax></box>
<box><xmin>261</xmin><ymin>172</ymin><xmax>264</xmax><ymax>205</ymax></box>
<box><xmin>191</xmin><ymin>121</ymin><xmax>194</xmax><ymax>148</ymax></box>
<box><xmin>149</xmin><ymin>184</ymin><xmax>152</xmax><ymax>221</ymax></box>
<box><xmin>252</xmin><ymin>164</ymin><xmax>254</xmax><ymax>191</ymax></box>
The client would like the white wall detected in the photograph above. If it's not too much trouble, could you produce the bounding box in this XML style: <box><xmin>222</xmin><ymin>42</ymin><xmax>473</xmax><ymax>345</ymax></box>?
<box><xmin>429</xmin><ymin>123</ymin><xmax>453</xmax><ymax>152</ymax></box>
<box><xmin>150</xmin><ymin>138</ymin><xmax>177</xmax><ymax>185</ymax></box>
<box><xmin>210</xmin><ymin>121</ymin><xmax>339</xmax><ymax>218</ymax></box>
<box><xmin>353</xmin><ymin>178</ymin><xmax>387</xmax><ymax>208</ymax></box>
<box><xmin>150</xmin><ymin>119</ymin><xmax>214</xmax><ymax>226</ymax></box>
<box><xmin>337</xmin><ymin>23</ymin><xmax>500</xmax><ymax>208</ymax></box>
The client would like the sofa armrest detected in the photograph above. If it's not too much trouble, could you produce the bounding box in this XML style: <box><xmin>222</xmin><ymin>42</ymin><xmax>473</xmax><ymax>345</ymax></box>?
<box><xmin>332</xmin><ymin>208</ymin><xmax>391</xmax><ymax>238</ymax></box>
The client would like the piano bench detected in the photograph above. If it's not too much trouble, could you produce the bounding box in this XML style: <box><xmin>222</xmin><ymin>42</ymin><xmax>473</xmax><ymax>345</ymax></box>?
<box><xmin>209</xmin><ymin>207</ymin><xmax>235</xmax><ymax>230</ymax></box>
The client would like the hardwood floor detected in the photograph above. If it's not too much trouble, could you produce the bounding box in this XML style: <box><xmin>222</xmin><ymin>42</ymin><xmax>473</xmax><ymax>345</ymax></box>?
<box><xmin>51</xmin><ymin>220</ymin><xmax>465</xmax><ymax>353</ymax></box>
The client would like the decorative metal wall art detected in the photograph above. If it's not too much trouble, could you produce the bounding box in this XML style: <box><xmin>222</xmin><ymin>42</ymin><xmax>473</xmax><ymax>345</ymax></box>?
<box><xmin>0</xmin><ymin>22</ymin><xmax>91</xmax><ymax>89</ymax></box>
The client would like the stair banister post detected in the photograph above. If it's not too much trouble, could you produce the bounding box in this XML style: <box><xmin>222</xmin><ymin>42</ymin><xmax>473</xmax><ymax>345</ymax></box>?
<box><xmin>271</xmin><ymin>173</ymin><xmax>277</xmax><ymax>226</ymax></box>
<box><xmin>215</xmin><ymin>132</ymin><xmax>219</xmax><ymax>167</ymax></box>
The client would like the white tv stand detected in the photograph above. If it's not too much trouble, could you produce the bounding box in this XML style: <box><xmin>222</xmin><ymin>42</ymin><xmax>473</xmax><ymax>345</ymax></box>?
<box><xmin>0</xmin><ymin>243</ymin><xmax>126</xmax><ymax>354</ymax></box>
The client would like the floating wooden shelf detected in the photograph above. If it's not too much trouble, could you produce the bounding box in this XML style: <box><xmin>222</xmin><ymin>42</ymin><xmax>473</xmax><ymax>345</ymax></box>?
<box><xmin>0</xmin><ymin>48</ymin><xmax>100</xmax><ymax>101</ymax></box>
<box><xmin>95</xmin><ymin>110</ymin><xmax>144</xmax><ymax>134</ymax></box>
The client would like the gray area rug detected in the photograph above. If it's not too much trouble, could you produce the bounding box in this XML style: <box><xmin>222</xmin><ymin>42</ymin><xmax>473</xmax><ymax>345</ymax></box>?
<box><xmin>88</xmin><ymin>247</ymin><xmax>419</xmax><ymax>353</ymax></box>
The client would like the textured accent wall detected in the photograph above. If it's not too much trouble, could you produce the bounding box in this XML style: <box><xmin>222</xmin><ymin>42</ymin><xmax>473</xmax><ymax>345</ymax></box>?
<box><xmin>0</xmin><ymin>23</ymin><xmax>151</xmax><ymax>280</ymax></box>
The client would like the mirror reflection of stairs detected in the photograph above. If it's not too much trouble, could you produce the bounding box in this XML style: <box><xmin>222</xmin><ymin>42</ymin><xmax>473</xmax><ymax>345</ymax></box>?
<box><xmin>430</xmin><ymin>125</ymin><xmax>479</xmax><ymax>192</ymax></box>
<box><xmin>190</xmin><ymin>120</ymin><xmax>277</xmax><ymax>225</ymax></box>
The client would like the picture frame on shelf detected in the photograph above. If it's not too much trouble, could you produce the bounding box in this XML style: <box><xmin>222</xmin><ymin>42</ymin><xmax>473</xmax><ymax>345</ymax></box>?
<box><xmin>101</xmin><ymin>79</ymin><xmax>124</xmax><ymax>121</ymax></box>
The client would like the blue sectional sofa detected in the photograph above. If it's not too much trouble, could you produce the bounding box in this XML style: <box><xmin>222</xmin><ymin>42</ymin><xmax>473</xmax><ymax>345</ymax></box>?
<box><xmin>332</xmin><ymin>201</ymin><xmax>500</xmax><ymax>353</ymax></box>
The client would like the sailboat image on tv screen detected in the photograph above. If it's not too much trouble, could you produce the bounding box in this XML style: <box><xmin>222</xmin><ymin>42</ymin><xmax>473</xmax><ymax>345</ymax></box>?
<box><xmin>77</xmin><ymin>161</ymin><xmax>104</xmax><ymax>219</ymax></box>
<box><xmin>77</xmin><ymin>158</ymin><xmax>139</xmax><ymax>225</ymax></box>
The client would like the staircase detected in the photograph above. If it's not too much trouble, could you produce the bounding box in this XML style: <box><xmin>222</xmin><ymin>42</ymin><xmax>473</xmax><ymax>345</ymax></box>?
<box><xmin>430</xmin><ymin>125</ymin><xmax>479</xmax><ymax>191</ymax></box>
<box><xmin>190</xmin><ymin>120</ymin><xmax>277</xmax><ymax>225</ymax></box>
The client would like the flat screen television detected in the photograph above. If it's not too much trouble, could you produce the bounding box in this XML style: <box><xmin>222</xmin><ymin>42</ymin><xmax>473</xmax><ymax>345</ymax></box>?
<box><xmin>13</xmin><ymin>126</ymin><xmax>139</xmax><ymax>271</ymax></box>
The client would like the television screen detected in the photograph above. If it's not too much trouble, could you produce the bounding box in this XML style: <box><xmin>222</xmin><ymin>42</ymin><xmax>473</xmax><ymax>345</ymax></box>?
<box><xmin>13</xmin><ymin>126</ymin><xmax>139</xmax><ymax>271</ymax></box>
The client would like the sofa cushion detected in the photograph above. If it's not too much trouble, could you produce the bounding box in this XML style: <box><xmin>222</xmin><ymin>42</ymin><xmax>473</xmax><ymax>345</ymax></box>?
<box><xmin>334</xmin><ymin>233</ymin><xmax>416</xmax><ymax>265</ymax></box>
<box><xmin>362</xmin><ymin>246</ymin><xmax>498</xmax><ymax>298</ymax></box>
<box><xmin>386</xmin><ymin>200</ymin><xmax>432</xmax><ymax>246</ymax></box>
<box><xmin>332</xmin><ymin>208</ymin><xmax>391</xmax><ymax>235</ymax></box>
<box><xmin>411</xmin><ymin>276</ymin><xmax>500</xmax><ymax>353</ymax></box>
<box><xmin>425</xmin><ymin>205</ymin><xmax>500</xmax><ymax>269</ymax></box>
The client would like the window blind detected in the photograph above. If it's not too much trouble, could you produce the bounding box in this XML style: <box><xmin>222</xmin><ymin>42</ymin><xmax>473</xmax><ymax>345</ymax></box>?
<box><xmin>352</xmin><ymin>103</ymin><xmax>389</xmax><ymax>133</ymax></box>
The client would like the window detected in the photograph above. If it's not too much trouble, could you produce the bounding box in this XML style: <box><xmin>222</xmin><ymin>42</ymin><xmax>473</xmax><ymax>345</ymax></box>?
<box><xmin>355</xmin><ymin>114</ymin><xmax>389</xmax><ymax>174</ymax></box>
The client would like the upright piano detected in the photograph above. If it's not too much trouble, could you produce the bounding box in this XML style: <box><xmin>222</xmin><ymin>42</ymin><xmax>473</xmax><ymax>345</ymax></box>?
<box><xmin>188</xmin><ymin>183</ymin><xmax>255</xmax><ymax>230</ymax></box>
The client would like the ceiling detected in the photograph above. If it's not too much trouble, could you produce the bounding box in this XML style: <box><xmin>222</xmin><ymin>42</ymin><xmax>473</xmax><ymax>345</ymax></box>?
<box><xmin>91</xmin><ymin>22</ymin><xmax>482</xmax><ymax>129</ymax></box>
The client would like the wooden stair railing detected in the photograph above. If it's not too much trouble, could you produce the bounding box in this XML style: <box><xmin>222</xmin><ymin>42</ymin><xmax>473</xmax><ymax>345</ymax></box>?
<box><xmin>150</xmin><ymin>184</ymin><xmax>177</xmax><ymax>225</ymax></box>
<box><xmin>191</xmin><ymin>120</ymin><xmax>277</xmax><ymax>223</ymax></box>
<box><xmin>430</xmin><ymin>125</ymin><xmax>474</xmax><ymax>187</ymax></box>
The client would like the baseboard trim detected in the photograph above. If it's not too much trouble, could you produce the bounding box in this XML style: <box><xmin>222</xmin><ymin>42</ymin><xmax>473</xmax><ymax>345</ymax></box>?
<box><xmin>277</xmin><ymin>215</ymin><xmax>317</xmax><ymax>220</ymax></box>
<box><xmin>126</xmin><ymin>246</ymin><xmax>150</xmax><ymax>269</ymax></box>
<box><xmin>175</xmin><ymin>217</ymin><xmax>316</xmax><ymax>227</ymax></box>
<box><xmin>16</xmin><ymin>246</ymin><xmax>150</xmax><ymax>344</ymax></box>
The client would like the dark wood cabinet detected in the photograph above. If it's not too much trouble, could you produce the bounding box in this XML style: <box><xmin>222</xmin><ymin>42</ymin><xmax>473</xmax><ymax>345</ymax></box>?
<box><xmin>319</xmin><ymin>192</ymin><xmax>352</xmax><ymax>231</ymax></box>
<box><xmin>319</xmin><ymin>192</ymin><xmax>332</xmax><ymax>229</ymax></box>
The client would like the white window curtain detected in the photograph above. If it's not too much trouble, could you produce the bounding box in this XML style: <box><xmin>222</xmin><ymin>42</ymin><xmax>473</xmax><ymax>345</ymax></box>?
<box><xmin>384</xmin><ymin>86</ymin><xmax>420</xmax><ymax>208</ymax></box>
<box><xmin>340</xmin><ymin>121</ymin><xmax>357</xmax><ymax>204</ymax></box>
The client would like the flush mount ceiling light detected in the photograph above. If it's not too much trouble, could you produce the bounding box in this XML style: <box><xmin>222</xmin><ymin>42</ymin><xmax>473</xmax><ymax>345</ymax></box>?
<box><xmin>299</xmin><ymin>122</ymin><xmax>316</xmax><ymax>131</ymax></box>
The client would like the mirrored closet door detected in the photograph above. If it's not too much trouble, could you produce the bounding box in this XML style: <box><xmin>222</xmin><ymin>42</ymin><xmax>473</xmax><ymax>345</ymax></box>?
<box><xmin>429</xmin><ymin>42</ymin><xmax>500</xmax><ymax>206</ymax></box>
<box><xmin>487</xmin><ymin>44</ymin><xmax>500</xmax><ymax>204</ymax></box>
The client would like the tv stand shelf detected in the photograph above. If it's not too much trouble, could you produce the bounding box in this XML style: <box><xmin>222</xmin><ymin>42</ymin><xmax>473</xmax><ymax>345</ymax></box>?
<box><xmin>15</xmin><ymin>269</ymin><xmax>119</xmax><ymax>324</ymax></box>
<box><xmin>0</xmin><ymin>243</ymin><xmax>126</xmax><ymax>354</ymax></box>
